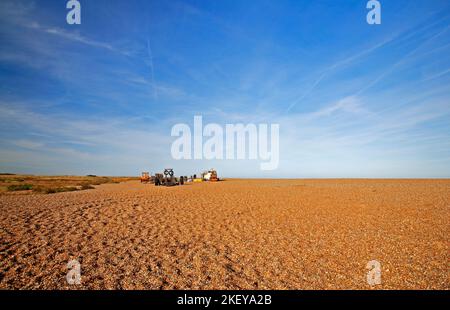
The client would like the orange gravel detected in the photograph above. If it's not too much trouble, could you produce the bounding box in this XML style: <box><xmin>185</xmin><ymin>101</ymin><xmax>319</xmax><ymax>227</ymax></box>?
<box><xmin>0</xmin><ymin>179</ymin><xmax>448</xmax><ymax>289</ymax></box>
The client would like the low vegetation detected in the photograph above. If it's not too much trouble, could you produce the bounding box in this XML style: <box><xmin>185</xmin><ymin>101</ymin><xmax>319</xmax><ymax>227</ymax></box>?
<box><xmin>7</xmin><ymin>184</ymin><xmax>33</xmax><ymax>191</ymax></box>
<box><xmin>79</xmin><ymin>183</ymin><xmax>95</xmax><ymax>190</ymax></box>
<box><xmin>0</xmin><ymin>175</ymin><xmax>138</xmax><ymax>194</ymax></box>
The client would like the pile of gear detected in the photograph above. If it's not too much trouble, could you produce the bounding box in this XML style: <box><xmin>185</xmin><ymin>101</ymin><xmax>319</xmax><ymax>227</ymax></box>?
<box><xmin>140</xmin><ymin>168</ymin><xmax>220</xmax><ymax>186</ymax></box>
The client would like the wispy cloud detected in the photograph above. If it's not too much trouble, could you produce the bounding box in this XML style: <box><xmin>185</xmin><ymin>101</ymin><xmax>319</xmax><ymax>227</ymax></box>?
<box><xmin>146</xmin><ymin>39</ymin><xmax>158</xmax><ymax>100</ymax></box>
<box><xmin>285</xmin><ymin>13</ymin><xmax>450</xmax><ymax>113</ymax></box>
<box><xmin>355</xmin><ymin>25</ymin><xmax>450</xmax><ymax>96</ymax></box>
<box><xmin>0</xmin><ymin>1</ymin><xmax>132</xmax><ymax>57</ymax></box>
<box><xmin>422</xmin><ymin>67</ymin><xmax>450</xmax><ymax>82</ymax></box>
<box><xmin>42</xmin><ymin>26</ymin><xmax>132</xmax><ymax>56</ymax></box>
<box><xmin>0</xmin><ymin>101</ymin><xmax>173</xmax><ymax>174</ymax></box>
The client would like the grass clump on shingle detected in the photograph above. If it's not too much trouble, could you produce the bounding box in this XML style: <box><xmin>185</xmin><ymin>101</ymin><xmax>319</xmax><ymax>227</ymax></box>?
<box><xmin>7</xmin><ymin>184</ymin><xmax>33</xmax><ymax>191</ymax></box>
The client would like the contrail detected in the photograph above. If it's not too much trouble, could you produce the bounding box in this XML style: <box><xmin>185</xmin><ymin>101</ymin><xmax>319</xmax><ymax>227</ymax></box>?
<box><xmin>355</xmin><ymin>25</ymin><xmax>450</xmax><ymax>96</ymax></box>
<box><xmin>285</xmin><ymin>13</ymin><xmax>450</xmax><ymax>114</ymax></box>
<box><xmin>147</xmin><ymin>38</ymin><xmax>158</xmax><ymax>100</ymax></box>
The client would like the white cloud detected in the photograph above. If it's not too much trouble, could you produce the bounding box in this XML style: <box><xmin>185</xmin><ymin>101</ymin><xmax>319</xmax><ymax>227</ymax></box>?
<box><xmin>13</xmin><ymin>140</ymin><xmax>45</xmax><ymax>150</ymax></box>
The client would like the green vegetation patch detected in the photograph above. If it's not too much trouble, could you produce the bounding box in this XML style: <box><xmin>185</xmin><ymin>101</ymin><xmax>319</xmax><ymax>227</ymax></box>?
<box><xmin>7</xmin><ymin>184</ymin><xmax>33</xmax><ymax>191</ymax></box>
<box><xmin>33</xmin><ymin>186</ymin><xmax>79</xmax><ymax>194</ymax></box>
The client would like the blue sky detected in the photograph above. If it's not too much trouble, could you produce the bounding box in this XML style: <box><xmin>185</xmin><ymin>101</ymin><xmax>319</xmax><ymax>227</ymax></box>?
<box><xmin>0</xmin><ymin>0</ymin><xmax>449</xmax><ymax>177</ymax></box>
